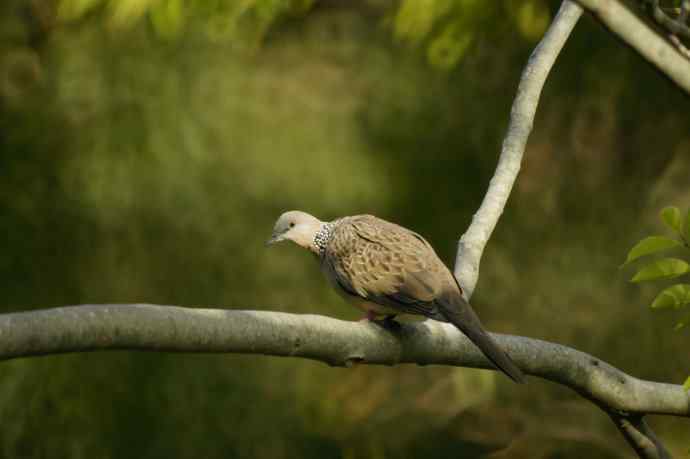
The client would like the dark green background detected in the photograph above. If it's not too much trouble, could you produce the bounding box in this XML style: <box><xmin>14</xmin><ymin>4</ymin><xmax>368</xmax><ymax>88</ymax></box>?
<box><xmin>1</xmin><ymin>1</ymin><xmax>688</xmax><ymax>457</ymax></box>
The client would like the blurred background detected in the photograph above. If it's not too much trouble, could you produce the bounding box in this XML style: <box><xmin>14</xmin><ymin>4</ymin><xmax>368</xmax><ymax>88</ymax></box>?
<box><xmin>1</xmin><ymin>0</ymin><xmax>688</xmax><ymax>457</ymax></box>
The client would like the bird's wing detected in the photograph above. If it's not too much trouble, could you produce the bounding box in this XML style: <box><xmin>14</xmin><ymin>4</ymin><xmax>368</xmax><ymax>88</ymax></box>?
<box><xmin>324</xmin><ymin>215</ymin><xmax>449</xmax><ymax>318</ymax></box>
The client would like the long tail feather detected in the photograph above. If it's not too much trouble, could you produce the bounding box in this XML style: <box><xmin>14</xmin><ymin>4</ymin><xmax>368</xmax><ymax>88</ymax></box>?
<box><xmin>436</xmin><ymin>292</ymin><xmax>525</xmax><ymax>384</ymax></box>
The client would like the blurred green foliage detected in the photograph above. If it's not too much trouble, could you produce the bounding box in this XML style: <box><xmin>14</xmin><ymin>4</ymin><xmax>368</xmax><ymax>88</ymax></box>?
<box><xmin>57</xmin><ymin>0</ymin><xmax>314</xmax><ymax>43</ymax></box>
<box><xmin>393</xmin><ymin>0</ymin><xmax>551</xmax><ymax>68</ymax></box>
<box><xmin>1</xmin><ymin>1</ymin><xmax>689</xmax><ymax>458</ymax></box>
<box><xmin>55</xmin><ymin>0</ymin><xmax>551</xmax><ymax>68</ymax></box>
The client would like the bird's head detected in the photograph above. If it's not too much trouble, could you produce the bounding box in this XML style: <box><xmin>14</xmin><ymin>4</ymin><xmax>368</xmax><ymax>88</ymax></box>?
<box><xmin>266</xmin><ymin>210</ymin><xmax>324</xmax><ymax>253</ymax></box>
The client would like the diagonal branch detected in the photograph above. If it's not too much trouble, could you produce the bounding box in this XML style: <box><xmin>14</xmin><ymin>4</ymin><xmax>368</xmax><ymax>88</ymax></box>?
<box><xmin>454</xmin><ymin>1</ymin><xmax>583</xmax><ymax>298</ymax></box>
<box><xmin>576</xmin><ymin>0</ymin><xmax>690</xmax><ymax>95</ymax></box>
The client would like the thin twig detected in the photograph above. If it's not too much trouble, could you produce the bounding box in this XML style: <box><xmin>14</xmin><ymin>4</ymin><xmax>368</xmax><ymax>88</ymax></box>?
<box><xmin>608</xmin><ymin>412</ymin><xmax>673</xmax><ymax>459</ymax></box>
<box><xmin>680</xmin><ymin>0</ymin><xmax>689</xmax><ymax>22</ymax></box>
<box><xmin>645</xmin><ymin>0</ymin><xmax>690</xmax><ymax>38</ymax></box>
<box><xmin>640</xmin><ymin>0</ymin><xmax>690</xmax><ymax>60</ymax></box>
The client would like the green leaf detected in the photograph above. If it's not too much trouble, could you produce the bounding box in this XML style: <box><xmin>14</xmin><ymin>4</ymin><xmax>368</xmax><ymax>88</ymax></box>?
<box><xmin>684</xmin><ymin>376</ymin><xmax>690</xmax><ymax>392</ymax></box>
<box><xmin>651</xmin><ymin>291</ymin><xmax>677</xmax><ymax>309</ymax></box>
<box><xmin>623</xmin><ymin>236</ymin><xmax>681</xmax><ymax>265</ymax></box>
<box><xmin>660</xmin><ymin>206</ymin><xmax>682</xmax><ymax>233</ymax></box>
<box><xmin>684</xmin><ymin>209</ymin><xmax>690</xmax><ymax>243</ymax></box>
<box><xmin>631</xmin><ymin>258</ymin><xmax>690</xmax><ymax>283</ymax></box>
<box><xmin>651</xmin><ymin>284</ymin><xmax>690</xmax><ymax>309</ymax></box>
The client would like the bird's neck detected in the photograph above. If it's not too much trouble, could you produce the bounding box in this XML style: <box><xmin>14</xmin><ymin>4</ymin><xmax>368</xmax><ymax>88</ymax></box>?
<box><xmin>312</xmin><ymin>221</ymin><xmax>335</xmax><ymax>255</ymax></box>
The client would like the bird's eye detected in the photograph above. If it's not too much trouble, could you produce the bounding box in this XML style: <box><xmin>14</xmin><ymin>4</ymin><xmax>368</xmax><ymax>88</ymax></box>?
<box><xmin>289</xmin><ymin>222</ymin><xmax>295</xmax><ymax>228</ymax></box>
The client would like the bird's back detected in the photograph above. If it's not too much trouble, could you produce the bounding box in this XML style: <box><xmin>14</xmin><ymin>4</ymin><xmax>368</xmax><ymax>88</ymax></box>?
<box><xmin>321</xmin><ymin>215</ymin><xmax>455</xmax><ymax>319</ymax></box>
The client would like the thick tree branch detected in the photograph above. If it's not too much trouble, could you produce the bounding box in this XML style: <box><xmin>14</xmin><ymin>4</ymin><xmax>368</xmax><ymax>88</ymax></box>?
<box><xmin>1</xmin><ymin>304</ymin><xmax>688</xmax><ymax>421</ymax></box>
<box><xmin>454</xmin><ymin>1</ymin><xmax>583</xmax><ymax>298</ymax></box>
<box><xmin>576</xmin><ymin>0</ymin><xmax>690</xmax><ymax>95</ymax></box>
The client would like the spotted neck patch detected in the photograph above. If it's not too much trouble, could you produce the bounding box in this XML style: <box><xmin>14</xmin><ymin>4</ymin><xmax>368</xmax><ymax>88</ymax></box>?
<box><xmin>313</xmin><ymin>221</ymin><xmax>335</xmax><ymax>255</ymax></box>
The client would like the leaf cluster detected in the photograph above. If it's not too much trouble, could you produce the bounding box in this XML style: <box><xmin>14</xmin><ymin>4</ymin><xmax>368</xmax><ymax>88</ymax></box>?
<box><xmin>624</xmin><ymin>206</ymin><xmax>690</xmax><ymax>316</ymax></box>
<box><xmin>624</xmin><ymin>206</ymin><xmax>690</xmax><ymax>392</ymax></box>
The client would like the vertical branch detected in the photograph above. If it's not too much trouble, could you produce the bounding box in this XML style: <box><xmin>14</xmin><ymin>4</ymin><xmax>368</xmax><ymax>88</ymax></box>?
<box><xmin>454</xmin><ymin>1</ymin><xmax>583</xmax><ymax>298</ymax></box>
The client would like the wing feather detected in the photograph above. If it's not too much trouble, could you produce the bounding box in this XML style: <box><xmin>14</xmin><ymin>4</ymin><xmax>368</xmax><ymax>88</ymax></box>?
<box><xmin>324</xmin><ymin>215</ymin><xmax>449</xmax><ymax>318</ymax></box>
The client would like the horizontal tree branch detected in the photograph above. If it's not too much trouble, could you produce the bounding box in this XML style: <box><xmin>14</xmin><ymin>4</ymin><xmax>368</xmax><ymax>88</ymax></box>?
<box><xmin>1</xmin><ymin>304</ymin><xmax>688</xmax><ymax>419</ymax></box>
<box><xmin>576</xmin><ymin>0</ymin><xmax>690</xmax><ymax>94</ymax></box>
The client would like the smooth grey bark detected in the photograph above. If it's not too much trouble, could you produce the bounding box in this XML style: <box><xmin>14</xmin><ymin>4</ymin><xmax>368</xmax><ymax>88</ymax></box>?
<box><xmin>0</xmin><ymin>304</ymin><xmax>688</xmax><ymax>421</ymax></box>
<box><xmin>454</xmin><ymin>1</ymin><xmax>584</xmax><ymax>298</ymax></box>
<box><xmin>576</xmin><ymin>0</ymin><xmax>690</xmax><ymax>94</ymax></box>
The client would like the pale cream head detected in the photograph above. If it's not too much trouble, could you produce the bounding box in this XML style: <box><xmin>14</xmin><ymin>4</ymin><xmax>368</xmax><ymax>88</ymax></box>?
<box><xmin>266</xmin><ymin>210</ymin><xmax>324</xmax><ymax>253</ymax></box>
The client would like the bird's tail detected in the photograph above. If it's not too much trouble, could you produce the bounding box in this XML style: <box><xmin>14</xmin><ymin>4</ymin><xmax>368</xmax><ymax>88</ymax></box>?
<box><xmin>436</xmin><ymin>291</ymin><xmax>525</xmax><ymax>384</ymax></box>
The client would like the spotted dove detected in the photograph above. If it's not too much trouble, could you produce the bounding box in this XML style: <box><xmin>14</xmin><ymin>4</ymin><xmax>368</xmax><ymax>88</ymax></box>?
<box><xmin>267</xmin><ymin>211</ymin><xmax>525</xmax><ymax>383</ymax></box>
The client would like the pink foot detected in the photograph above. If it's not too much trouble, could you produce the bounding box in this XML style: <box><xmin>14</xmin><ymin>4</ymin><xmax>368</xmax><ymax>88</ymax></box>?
<box><xmin>359</xmin><ymin>310</ymin><xmax>377</xmax><ymax>322</ymax></box>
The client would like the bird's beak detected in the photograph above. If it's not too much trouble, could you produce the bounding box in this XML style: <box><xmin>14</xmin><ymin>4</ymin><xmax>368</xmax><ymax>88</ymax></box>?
<box><xmin>265</xmin><ymin>233</ymin><xmax>284</xmax><ymax>247</ymax></box>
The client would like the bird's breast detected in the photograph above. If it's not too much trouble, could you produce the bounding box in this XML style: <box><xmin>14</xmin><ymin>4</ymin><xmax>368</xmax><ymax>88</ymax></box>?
<box><xmin>319</xmin><ymin>257</ymin><xmax>398</xmax><ymax>316</ymax></box>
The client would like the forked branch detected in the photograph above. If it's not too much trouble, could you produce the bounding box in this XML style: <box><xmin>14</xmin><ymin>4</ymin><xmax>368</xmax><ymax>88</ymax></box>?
<box><xmin>453</xmin><ymin>1</ymin><xmax>684</xmax><ymax>456</ymax></box>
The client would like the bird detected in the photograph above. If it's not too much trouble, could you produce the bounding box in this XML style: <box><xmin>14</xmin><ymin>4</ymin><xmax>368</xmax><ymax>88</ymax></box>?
<box><xmin>266</xmin><ymin>210</ymin><xmax>525</xmax><ymax>383</ymax></box>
